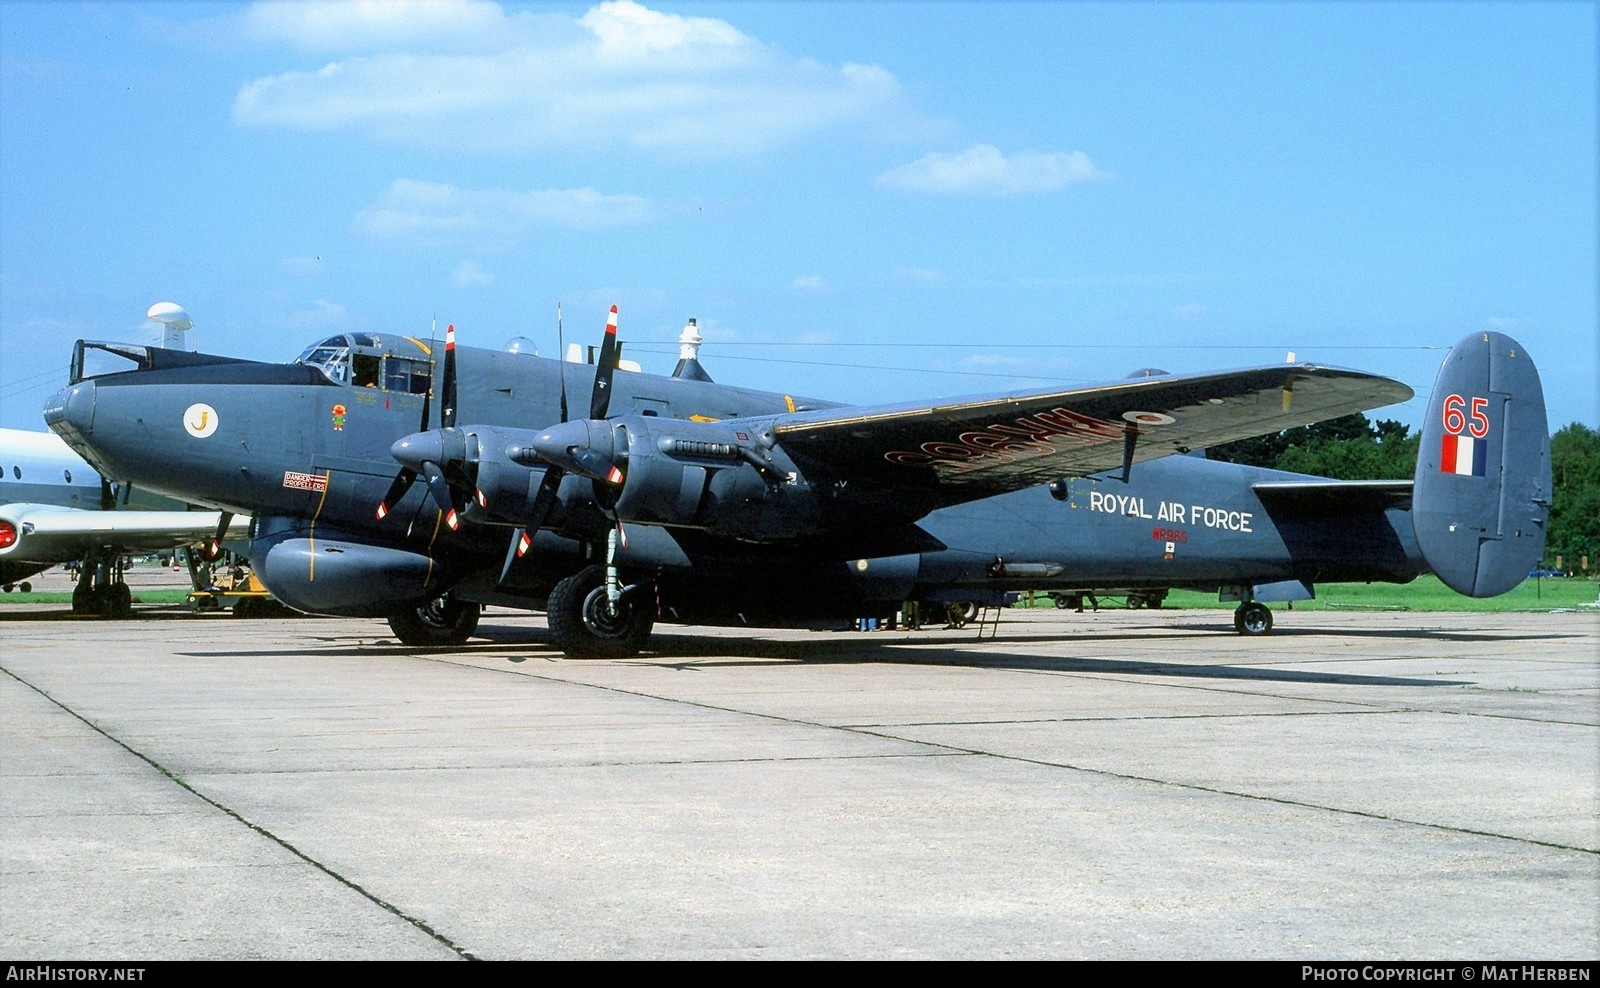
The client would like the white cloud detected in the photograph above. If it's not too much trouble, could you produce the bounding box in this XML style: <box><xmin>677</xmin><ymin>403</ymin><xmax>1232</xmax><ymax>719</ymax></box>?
<box><xmin>353</xmin><ymin>178</ymin><xmax>654</xmax><ymax>248</ymax></box>
<box><xmin>233</xmin><ymin>0</ymin><xmax>907</xmax><ymax>156</ymax></box>
<box><xmin>451</xmin><ymin>261</ymin><xmax>493</xmax><ymax>288</ymax></box>
<box><xmin>1170</xmin><ymin>303</ymin><xmax>1208</xmax><ymax>321</ymax></box>
<box><xmin>876</xmin><ymin>144</ymin><xmax>1110</xmax><ymax>196</ymax></box>
<box><xmin>789</xmin><ymin>275</ymin><xmax>828</xmax><ymax>293</ymax></box>
<box><xmin>243</xmin><ymin>0</ymin><xmax>530</xmax><ymax>53</ymax></box>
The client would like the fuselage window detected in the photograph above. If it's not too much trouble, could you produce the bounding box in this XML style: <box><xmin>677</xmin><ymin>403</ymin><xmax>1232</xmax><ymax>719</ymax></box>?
<box><xmin>352</xmin><ymin>354</ymin><xmax>381</xmax><ymax>388</ymax></box>
<box><xmin>11</xmin><ymin>466</ymin><xmax>19</xmax><ymax>480</ymax></box>
<box><xmin>384</xmin><ymin>357</ymin><xmax>433</xmax><ymax>395</ymax></box>
<box><xmin>64</xmin><ymin>470</ymin><xmax>72</xmax><ymax>483</ymax></box>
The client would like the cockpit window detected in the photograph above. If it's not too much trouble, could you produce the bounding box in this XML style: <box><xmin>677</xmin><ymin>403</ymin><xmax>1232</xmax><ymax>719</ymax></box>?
<box><xmin>294</xmin><ymin>336</ymin><xmax>431</xmax><ymax>393</ymax></box>
<box><xmin>295</xmin><ymin>338</ymin><xmax>352</xmax><ymax>384</ymax></box>
<box><xmin>71</xmin><ymin>341</ymin><xmax>150</xmax><ymax>383</ymax></box>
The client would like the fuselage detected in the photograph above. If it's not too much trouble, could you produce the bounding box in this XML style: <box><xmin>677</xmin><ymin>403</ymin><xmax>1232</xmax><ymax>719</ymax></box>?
<box><xmin>45</xmin><ymin>335</ymin><xmax>1426</xmax><ymax>623</ymax></box>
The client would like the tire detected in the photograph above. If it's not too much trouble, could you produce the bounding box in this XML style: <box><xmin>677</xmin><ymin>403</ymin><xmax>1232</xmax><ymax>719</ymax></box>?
<box><xmin>547</xmin><ymin>565</ymin><xmax>654</xmax><ymax>658</ymax></box>
<box><xmin>1126</xmin><ymin>594</ymin><xmax>1143</xmax><ymax>609</ymax></box>
<box><xmin>90</xmin><ymin>582</ymin><xmax>132</xmax><ymax>619</ymax></box>
<box><xmin>387</xmin><ymin>596</ymin><xmax>481</xmax><ymax>647</ymax></box>
<box><xmin>1234</xmin><ymin>601</ymin><xmax>1273</xmax><ymax>636</ymax></box>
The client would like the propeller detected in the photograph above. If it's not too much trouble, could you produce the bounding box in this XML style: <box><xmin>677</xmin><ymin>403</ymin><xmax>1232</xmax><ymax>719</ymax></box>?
<box><xmin>499</xmin><ymin>305</ymin><xmax>623</xmax><ymax>579</ymax></box>
<box><xmin>377</xmin><ymin>324</ymin><xmax>466</xmax><ymax>530</ymax></box>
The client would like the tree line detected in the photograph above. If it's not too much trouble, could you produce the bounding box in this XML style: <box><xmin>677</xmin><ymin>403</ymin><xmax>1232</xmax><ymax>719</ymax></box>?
<box><xmin>1209</xmin><ymin>415</ymin><xmax>1598</xmax><ymax>576</ymax></box>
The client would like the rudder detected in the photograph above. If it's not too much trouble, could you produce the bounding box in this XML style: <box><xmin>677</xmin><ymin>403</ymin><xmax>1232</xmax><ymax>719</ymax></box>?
<box><xmin>1412</xmin><ymin>332</ymin><xmax>1550</xmax><ymax>597</ymax></box>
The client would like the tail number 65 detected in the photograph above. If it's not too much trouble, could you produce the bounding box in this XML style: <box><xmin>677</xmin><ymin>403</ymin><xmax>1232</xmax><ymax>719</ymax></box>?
<box><xmin>1443</xmin><ymin>394</ymin><xmax>1489</xmax><ymax>438</ymax></box>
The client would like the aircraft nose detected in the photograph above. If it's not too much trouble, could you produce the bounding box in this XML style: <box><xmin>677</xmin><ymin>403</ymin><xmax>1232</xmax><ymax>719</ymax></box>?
<box><xmin>43</xmin><ymin>380</ymin><xmax>96</xmax><ymax>444</ymax></box>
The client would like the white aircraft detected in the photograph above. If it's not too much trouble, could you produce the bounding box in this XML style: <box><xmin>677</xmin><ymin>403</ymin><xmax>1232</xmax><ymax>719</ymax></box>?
<box><xmin>0</xmin><ymin>427</ymin><xmax>246</xmax><ymax>614</ymax></box>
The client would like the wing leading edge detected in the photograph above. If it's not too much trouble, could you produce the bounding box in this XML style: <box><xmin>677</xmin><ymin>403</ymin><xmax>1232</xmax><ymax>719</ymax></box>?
<box><xmin>772</xmin><ymin>364</ymin><xmax>1413</xmax><ymax>505</ymax></box>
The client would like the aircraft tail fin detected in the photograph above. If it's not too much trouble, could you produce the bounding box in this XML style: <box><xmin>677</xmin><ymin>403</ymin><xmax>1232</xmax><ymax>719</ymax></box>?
<box><xmin>1411</xmin><ymin>332</ymin><xmax>1550</xmax><ymax>597</ymax></box>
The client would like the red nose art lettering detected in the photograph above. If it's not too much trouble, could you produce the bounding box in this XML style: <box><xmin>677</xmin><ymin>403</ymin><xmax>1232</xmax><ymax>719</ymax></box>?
<box><xmin>885</xmin><ymin>407</ymin><xmax>1130</xmax><ymax>473</ymax></box>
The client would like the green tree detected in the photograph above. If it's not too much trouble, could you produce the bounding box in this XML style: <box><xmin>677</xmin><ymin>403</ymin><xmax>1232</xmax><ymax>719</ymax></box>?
<box><xmin>1546</xmin><ymin>423</ymin><xmax>1600</xmax><ymax>574</ymax></box>
<box><xmin>1211</xmin><ymin>413</ymin><xmax>1419</xmax><ymax>480</ymax></box>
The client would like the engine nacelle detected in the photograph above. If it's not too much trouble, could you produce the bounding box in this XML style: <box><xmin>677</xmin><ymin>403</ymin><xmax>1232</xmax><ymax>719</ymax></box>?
<box><xmin>612</xmin><ymin>417</ymin><xmax>824</xmax><ymax>542</ymax></box>
<box><xmin>466</xmin><ymin>425</ymin><xmax>539</xmax><ymax>525</ymax></box>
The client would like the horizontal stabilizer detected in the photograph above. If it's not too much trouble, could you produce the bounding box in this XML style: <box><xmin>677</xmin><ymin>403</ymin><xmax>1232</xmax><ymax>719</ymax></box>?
<box><xmin>1253</xmin><ymin>480</ymin><xmax>1413</xmax><ymax>515</ymax></box>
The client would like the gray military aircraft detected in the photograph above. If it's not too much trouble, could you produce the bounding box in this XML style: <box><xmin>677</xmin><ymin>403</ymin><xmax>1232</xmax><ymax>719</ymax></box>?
<box><xmin>0</xmin><ymin>427</ymin><xmax>248</xmax><ymax>613</ymax></box>
<box><xmin>42</xmin><ymin>309</ymin><xmax>1550</xmax><ymax>655</ymax></box>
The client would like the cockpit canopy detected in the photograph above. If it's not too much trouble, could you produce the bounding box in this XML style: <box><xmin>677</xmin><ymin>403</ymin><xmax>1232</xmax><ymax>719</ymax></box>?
<box><xmin>294</xmin><ymin>333</ymin><xmax>434</xmax><ymax>394</ymax></box>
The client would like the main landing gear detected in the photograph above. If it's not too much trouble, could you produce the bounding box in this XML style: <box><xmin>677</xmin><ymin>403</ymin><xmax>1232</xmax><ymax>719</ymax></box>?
<box><xmin>388</xmin><ymin>595</ymin><xmax>481</xmax><ymax>647</ymax></box>
<box><xmin>1233</xmin><ymin>601</ymin><xmax>1273</xmax><ymax>636</ymax></box>
<box><xmin>71</xmin><ymin>555</ymin><xmax>133</xmax><ymax>618</ymax></box>
<box><xmin>546</xmin><ymin>564</ymin><xmax>655</xmax><ymax>658</ymax></box>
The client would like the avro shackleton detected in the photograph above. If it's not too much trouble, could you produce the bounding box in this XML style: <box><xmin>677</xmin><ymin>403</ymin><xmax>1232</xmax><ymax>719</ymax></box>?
<box><xmin>45</xmin><ymin>308</ymin><xmax>1550</xmax><ymax>656</ymax></box>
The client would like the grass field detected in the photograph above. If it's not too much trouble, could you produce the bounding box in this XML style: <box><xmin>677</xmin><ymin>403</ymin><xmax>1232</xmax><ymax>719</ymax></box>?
<box><xmin>4</xmin><ymin>574</ymin><xmax>1597</xmax><ymax>613</ymax></box>
<box><xmin>1017</xmin><ymin>574</ymin><xmax>1600</xmax><ymax>612</ymax></box>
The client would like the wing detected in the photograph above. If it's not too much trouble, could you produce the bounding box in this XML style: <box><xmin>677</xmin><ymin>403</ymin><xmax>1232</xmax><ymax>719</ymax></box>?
<box><xmin>0</xmin><ymin>503</ymin><xmax>248</xmax><ymax>565</ymax></box>
<box><xmin>773</xmin><ymin>363</ymin><xmax>1413</xmax><ymax>506</ymax></box>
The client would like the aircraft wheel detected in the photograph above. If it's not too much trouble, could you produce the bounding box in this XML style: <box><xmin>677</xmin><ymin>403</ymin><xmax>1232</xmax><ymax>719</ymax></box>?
<box><xmin>547</xmin><ymin>565</ymin><xmax>654</xmax><ymax>658</ymax></box>
<box><xmin>2</xmin><ymin>583</ymin><xmax>12</xmax><ymax>593</ymax></box>
<box><xmin>1234</xmin><ymin>602</ymin><xmax>1273</xmax><ymax>636</ymax></box>
<box><xmin>388</xmin><ymin>596</ymin><xmax>480</xmax><ymax>647</ymax></box>
<box><xmin>107</xmin><ymin>583</ymin><xmax>133</xmax><ymax>619</ymax></box>
<box><xmin>20</xmin><ymin>581</ymin><xmax>32</xmax><ymax>594</ymax></box>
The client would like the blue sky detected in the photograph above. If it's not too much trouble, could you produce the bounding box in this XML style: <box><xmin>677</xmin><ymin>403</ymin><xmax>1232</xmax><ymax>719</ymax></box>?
<box><xmin>2</xmin><ymin>1</ymin><xmax>1595</xmax><ymax>435</ymax></box>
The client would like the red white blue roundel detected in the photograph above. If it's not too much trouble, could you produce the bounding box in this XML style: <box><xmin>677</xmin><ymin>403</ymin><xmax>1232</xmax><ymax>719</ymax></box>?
<box><xmin>1122</xmin><ymin>410</ymin><xmax>1175</xmax><ymax>426</ymax></box>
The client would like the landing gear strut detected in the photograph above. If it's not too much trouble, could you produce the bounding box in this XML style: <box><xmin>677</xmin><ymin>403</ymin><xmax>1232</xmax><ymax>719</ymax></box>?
<box><xmin>70</xmin><ymin>555</ymin><xmax>132</xmax><ymax>618</ymax></box>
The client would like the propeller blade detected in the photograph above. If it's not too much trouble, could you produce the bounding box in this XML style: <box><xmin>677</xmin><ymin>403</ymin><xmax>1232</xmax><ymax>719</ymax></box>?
<box><xmin>557</xmin><ymin>304</ymin><xmax>569</xmax><ymax>424</ymax></box>
<box><xmin>376</xmin><ymin>467</ymin><xmax>416</xmax><ymax>520</ymax></box>
<box><xmin>421</xmin><ymin>462</ymin><xmax>459</xmax><ymax>531</ymax></box>
<box><xmin>589</xmin><ymin>305</ymin><xmax>619</xmax><ymax>420</ymax></box>
<box><xmin>441</xmin><ymin>323</ymin><xmax>458</xmax><ymax>429</ymax></box>
<box><xmin>378</xmin><ymin>333</ymin><xmax>443</xmax><ymax>519</ymax></box>
<box><xmin>497</xmin><ymin>466</ymin><xmax>565</xmax><ymax>584</ymax></box>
